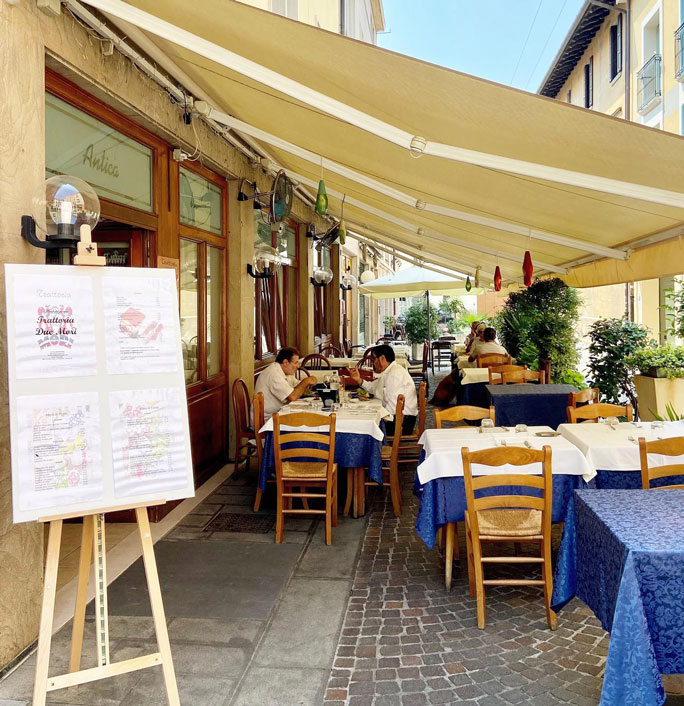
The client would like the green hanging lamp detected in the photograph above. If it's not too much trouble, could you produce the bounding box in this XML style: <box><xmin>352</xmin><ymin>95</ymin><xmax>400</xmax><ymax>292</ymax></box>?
<box><xmin>315</xmin><ymin>179</ymin><xmax>328</xmax><ymax>216</ymax></box>
<box><xmin>465</xmin><ymin>276</ymin><xmax>472</xmax><ymax>292</ymax></box>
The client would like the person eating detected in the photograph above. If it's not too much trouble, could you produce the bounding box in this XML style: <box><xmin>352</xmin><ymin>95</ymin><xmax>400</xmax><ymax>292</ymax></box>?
<box><xmin>464</xmin><ymin>320</ymin><xmax>480</xmax><ymax>354</ymax></box>
<box><xmin>468</xmin><ymin>326</ymin><xmax>508</xmax><ymax>362</ymax></box>
<box><xmin>255</xmin><ymin>347</ymin><xmax>317</xmax><ymax>421</ymax></box>
<box><xmin>348</xmin><ymin>344</ymin><xmax>418</xmax><ymax>435</ymax></box>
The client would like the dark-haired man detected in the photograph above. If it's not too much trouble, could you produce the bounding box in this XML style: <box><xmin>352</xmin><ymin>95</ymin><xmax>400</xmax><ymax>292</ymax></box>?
<box><xmin>468</xmin><ymin>327</ymin><xmax>508</xmax><ymax>362</ymax></box>
<box><xmin>349</xmin><ymin>344</ymin><xmax>418</xmax><ymax>435</ymax></box>
<box><xmin>255</xmin><ymin>347</ymin><xmax>317</xmax><ymax>421</ymax></box>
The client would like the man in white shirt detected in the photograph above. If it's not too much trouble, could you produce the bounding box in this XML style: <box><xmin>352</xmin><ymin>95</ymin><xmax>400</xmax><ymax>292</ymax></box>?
<box><xmin>348</xmin><ymin>344</ymin><xmax>419</xmax><ymax>435</ymax></box>
<box><xmin>255</xmin><ymin>347</ymin><xmax>317</xmax><ymax>421</ymax></box>
<box><xmin>468</xmin><ymin>327</ymin><xmax>508</xmax><ymax>362</ymax></box>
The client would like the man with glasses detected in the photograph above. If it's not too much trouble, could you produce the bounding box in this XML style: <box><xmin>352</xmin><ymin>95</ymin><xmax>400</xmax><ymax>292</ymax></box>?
<box><xmin>349</xmin><ymin>344</ymin><xmax>418</xmax><ymax>435</ymax></box>
<box><xmin>255</xmin><ymin>347</ymin><xmax>317</xmax><ymax>421</ymax></box>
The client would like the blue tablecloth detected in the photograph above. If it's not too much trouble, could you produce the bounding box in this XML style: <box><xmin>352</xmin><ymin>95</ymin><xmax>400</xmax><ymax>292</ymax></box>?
<box><xmin>593</xmin><ymin>469</ymin><xmax>684</xmax><ymax>489</ymax></box>
<box><xmin>413</xmin><ymin>463</ymin><xmax>587</xmax><ymax>549</ymax></box>
<box><xmin>458</xmin><ymin>381</ymin><xmax>490</xmax><ymax>408</ymax></box>
<box><xmin>486</xmin><ymin>384</ymin><xmax>577</xmax><ymax>429</ymax></box>
<box><xmin>552</xmin><ymin>490</ymin><xmax>684</xmax><ymax>706</ymax></box>
<box><xmin>260</xmin><ymin>431</ymin><xmax>383</xmax><ymax>491</ymax></box>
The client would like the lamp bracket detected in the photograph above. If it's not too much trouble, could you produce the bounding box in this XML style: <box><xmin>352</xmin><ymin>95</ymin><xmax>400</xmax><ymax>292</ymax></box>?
<box><xmin>340</xmin><ymin>284</ymin><xmax>353</xmax><ymax>291</ymax></box>
<box><xmin>310</xmin><ymin>277</ymin><xmax>329</xmax><ymax>288</ymax></box>
<box><xmin>246</xmin><ymin>264</ymin><xmax>276</xmax><ymax>279</ymax></box>
<box><xmin>21</xmin><ymin>215</ymin><xmax>78</xmax><ymax>251</ymax></box>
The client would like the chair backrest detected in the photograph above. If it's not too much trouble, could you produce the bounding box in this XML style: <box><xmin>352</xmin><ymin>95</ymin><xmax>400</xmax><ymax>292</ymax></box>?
<box><xmin>387</xmin><ymin>395</ymin><xmax>405</xmax><ymax>465</ymax></box>
<box><xmin>343</xmin><ymin>338</ymin><xmax>352</xmax><ymax>357</ymax></box>
<box><xmin>568</xmin><ymin>387</ymin><xmax>600</xmax><ymax>407</ymax></box>
<box><xmin>376</xmin><ymin>336</ymin><xmax>393</xmax><ymax>344</ymax></box>
<box><xmin>461</xmin><ymin>445</ymin><xmax>553</xmax><ymax>538</ymax></box>
<box><xmin>567</xmin><ymin>402</ymin><xmax>633</xmax><ymax>423</ymax></box>
<box><xmin>253</xmin><ymin>392</ymin><xmax>265</xmax><ymax>467</ymax></box>
<box><xmin>301</xmin><ymin>353</ymin><xmax>332</xmax><ymax>370</ymax></box>
<box><xmin>477</xmin><ymin>353</ymin><xmax>512</xmax><ymax>368</ymax></box>
<box><xmin>502</xmin><ymin>369</ymin><xmax>546</xmax><ymax>385</ymax></box>
<box><xmin>359</xmin><ymin>349</ymin><xmax>375</xmax><ymax>370</ymax></box>
<box><xmin>321</xmin><ymin>344</ymin><xmax>343</xmax><ymax>358</ymax></box>
<box><xmin>416</xmin><ymin>382</ymin><xmax>428</xmax><ymax>437</ymax></box>
<box><xmin>488</xmin><ymin>364</ymin><xmax>525</xmax><ymax>385</ymax></box>
<box><xmin>434</xmin><ymin>405</ymin><xmax>495</xmax><ymax>428</ymax></box>
<box><xmin>232</xmin><ymin>378</ymin><xmax>251</xmax><ymax>434</ymax></box>
<box><xmin>272</xmin><ymin>412</ymin><xmax>337</xmax><ymax>484</ymax></box>
<box><xmin>421</xmin><ymin>341</ymin><xmax>429</xmax><ymax>372</ymax></box>
<box><xmin>638</xmin><ymin>436</ymin><xmax>684</xmax><ymax>489</ymax></box>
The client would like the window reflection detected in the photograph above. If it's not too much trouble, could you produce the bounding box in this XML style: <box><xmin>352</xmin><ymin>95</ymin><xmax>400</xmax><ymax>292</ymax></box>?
<box><xmin>180</xmin><ymin>239</ymin><xmax>199</xmax><ymax>384</ymax></box>
<box><xmin>207</xmin><ymin>246</ymin><xmax>223</xmax><ymax>378</ymax></box>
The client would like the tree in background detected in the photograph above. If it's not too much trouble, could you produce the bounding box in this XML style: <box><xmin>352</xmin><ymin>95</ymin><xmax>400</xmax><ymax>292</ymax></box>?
<box><xmin>404</xmin><ymin>301</ymin><xmax>439</xmax><ymax>344</ymax></box>
<box><xmin>438</xmin><ymin>297</ymin><xmax>467</xmax><ymax>334</ymax></box>
<box><xmin>496</xmin><ymin>278</ymin><xmax>581</xmax><ymax>383</ymax></box>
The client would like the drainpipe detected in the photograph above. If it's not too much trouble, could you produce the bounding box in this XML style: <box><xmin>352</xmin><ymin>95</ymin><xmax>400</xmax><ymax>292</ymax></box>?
<box><xmin>624</xmin><ymin>0</ymin><xmax>631</xmax><ymax>120</ymax></box>
<box><xmin>340</xmin><ymin>0</ymin><xmax>346</xmax><ymax>36</ymax></box>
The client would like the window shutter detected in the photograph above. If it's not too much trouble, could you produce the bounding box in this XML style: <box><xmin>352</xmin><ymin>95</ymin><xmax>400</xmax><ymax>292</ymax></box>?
<box><xmin>616</xmin><ymin>15</ymin><xmax>623</xmax><ymax>74</ymax></box>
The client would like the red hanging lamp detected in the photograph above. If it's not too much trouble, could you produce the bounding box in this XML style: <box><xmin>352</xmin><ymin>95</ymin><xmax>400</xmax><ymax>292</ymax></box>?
<box><xmin>523</xmin><ymin>250</ymin><xmax>534</xmax><ymax>287</ymax></box>
<box><xmin>494</xmin><ymin>266</ymin><xmax>502</xmax><ymax>292</ymax></box>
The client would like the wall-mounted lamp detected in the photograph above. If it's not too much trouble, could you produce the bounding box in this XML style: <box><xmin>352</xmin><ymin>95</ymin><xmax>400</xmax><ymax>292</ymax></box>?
<box><xmin>311</xmin><ymin>265</ymin><xmax>334</xmax><ymax>288</ymax></box>
<box><xmin>22</xmin><ymin>175</ymin><xmax>100</xmax><ymax>252</ymax></box>
<box><xmin>340</xmin><ymin>267</ymin><xmax>357</xmax><ymax>291</ymax></box>
<box><xmin>359</xmin><ymin>269</ymin><xmax>376</xmax><ymax>285</ymax></box>
<box><xmin>247</xmin><ymin>244</ymin><xmax>282</xmax><ymax>279</ymax></box>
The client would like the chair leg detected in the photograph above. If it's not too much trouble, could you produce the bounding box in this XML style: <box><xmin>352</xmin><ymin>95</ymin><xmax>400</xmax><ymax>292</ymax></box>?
<box><xmin>275</xmin><ymin>484</ymin><xmax>284</xmax><ymax>544</ymax></box>
<box><xmin>331</xmin><ymin>478</ymin><xmax>338</xmax><ymax>528</ymax></box>
<box><xmin>355</xmin><ymin>468</ymin><xmax>366</xmax><ymax>517</ymax></box>
<box><xmin>325</xmin><ymin>485</ymin><xmax>333</xmax><ymax>546</ymax></box>
<box><xmin>541</xmin><ymin>536</ymin><xmax>558</xmax><ymax>630</ymax></box>
<box><xmin>234</xmin><ymin>434</ymin><xmax>242</xmax><ymax>473</ymax></box>
<box><xmin>344</xmin><ymin>468</ymin><xmax>354</xmax><ymax>516</ymax></box>
<box><xmin>253</xmin><ymin>487</ymin><xmax>263</xmax><ymax>512</ymax></box>
<box><xmin>438</xmin><ymin>526</ymin><xmax>446</xmax><ymax>551</ymax></box>
<box><xmin>299</xmin><ymin>487</ymin><xmax>310</xmax><ymax>510</ymax></box>
<box><xmin>465</xmin><ymin>524</ymin><xmax>476</xmax><ymax>598</ymax></box>
<box><xmin>389</xmin><ymin>464</ymin><xmax>401</xmax><ymax>516</ymax></box>
<box><xmin>471</xmin><ymin>535</ymin><xmax>486</xmax><ymax>629</ymax></box>
<box><xmin>444</xmin><ymin>522</ymin><xmax>455</xmax><ymax>591</ymax></box>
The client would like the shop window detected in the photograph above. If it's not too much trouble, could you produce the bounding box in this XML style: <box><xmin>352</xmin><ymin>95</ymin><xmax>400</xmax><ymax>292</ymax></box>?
<box><xmin>45</xmin><ymin>92</ymin><xmax>153</xmax><ymax>212</ymax></box>
<box><xmin>180</xmin><ymin>166</ymin><xmax>223</xmax><ymax>235</ymax></box>
<box><xmin>180</xmin><ymin>239</ymin><xmax>199</xmax><ymax>384</ymax></box>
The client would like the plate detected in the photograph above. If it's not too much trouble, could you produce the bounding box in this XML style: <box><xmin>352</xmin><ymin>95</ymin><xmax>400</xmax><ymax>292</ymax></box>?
<box><xmin>536</xmin><ymin>431</ymin><xmax>560</xmax><ymax>437</ymax></box>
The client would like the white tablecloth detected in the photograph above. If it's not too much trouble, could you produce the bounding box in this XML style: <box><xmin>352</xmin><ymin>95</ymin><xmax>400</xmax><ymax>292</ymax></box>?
<box><xmin>451</xmin><ymin>343</ymin><xmax>466</xmax><ymax>356</ymax></box>
<box><xmin>461</xmin><ymin>368</ymin><xmax>492</xmax><ymax>385</ymax></box>
<box><xmin>558</xmin><ymin>421</ymin><xmax>684</xmax><ymax>473</ymax></box>
<box><xmin>327</xmin><ymin>356</ymin><xmax>408</xmax><ymax>370</ymax></box>
<box><xmin>260</xmin><ymin>399</ymin><xmax>390</xmax><ymax>441</ymax></box>
<box><xmin>417</xmin><ymin>426</ymin><xmax>595</xmax><ymax>484</ymax></box>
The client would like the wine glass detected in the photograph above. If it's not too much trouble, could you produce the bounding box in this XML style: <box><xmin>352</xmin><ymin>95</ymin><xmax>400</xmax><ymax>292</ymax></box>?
<box><xmin>605</xmin><ymin>416</ymin><xmax>619</xmax><ymax>429</ymax></box>
<box><xmin>515</xmin><ymin>424</ymin><xmax>528</xmax><ymax>434</ymax></box>
<box><xmin>481</xmin><ymin>418</ymin><xmax>494</xmax><ymax>430</ymax></box>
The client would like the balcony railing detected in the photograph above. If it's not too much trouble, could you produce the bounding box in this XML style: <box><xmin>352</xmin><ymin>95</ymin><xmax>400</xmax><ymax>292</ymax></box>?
<box><xmin>676</xmin><ymin>23</ymin><xmax>684</xmax><ymax>80</ymax></box>
<box><xmin>637</xmin><ymin>54</ymin><xmax>662</xmax><ymax>113</ymax></box>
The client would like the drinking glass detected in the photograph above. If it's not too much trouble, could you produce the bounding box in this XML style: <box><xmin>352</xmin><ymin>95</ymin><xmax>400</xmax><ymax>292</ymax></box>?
<box><xmin>652</xmin><ymin>420</ymin><xmax>665</xmax><ymax>429</ymax></box>
<box><xmin>605</xmin><ymin>416</ymin><xmax>619</xmax><ymax>429</ymax></box>
<box><xmin>481</xmin><ymin>418</ymin><xmax>494</xmax><ymax>430</ymax></box>
<box><xmin>515</xmin><ymin>424</ymin><xmax>528</xmax><ymax>434</ymax></box>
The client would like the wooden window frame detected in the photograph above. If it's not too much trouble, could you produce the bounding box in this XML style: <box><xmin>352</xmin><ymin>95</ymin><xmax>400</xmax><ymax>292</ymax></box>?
<box><xmin>584</xmin><ymin>57</ymin><xmax>594</xmax><ymax>108</ymax></box>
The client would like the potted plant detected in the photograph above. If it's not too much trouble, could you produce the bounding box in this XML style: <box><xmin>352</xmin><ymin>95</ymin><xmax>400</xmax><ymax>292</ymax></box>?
<box><xmin>404</xmin><ymin>301</ymin><xmax>439</xmax><ymax>360</ymax></box>
<box><xmin>382</xmin><ymin>315</ymin><xmax>397</xmax><ymax>336</ymax></box>
<box><xmin>626</xmin><ymin>345</ymin><xmax>684</xmax><ymax>420</ymax></box>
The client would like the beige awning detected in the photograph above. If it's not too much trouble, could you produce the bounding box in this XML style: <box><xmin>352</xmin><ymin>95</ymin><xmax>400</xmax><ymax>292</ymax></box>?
<box><xmin>86</xmin><ymin>0</ymin><xmax>684</xmax><ymax>287</ymax></box>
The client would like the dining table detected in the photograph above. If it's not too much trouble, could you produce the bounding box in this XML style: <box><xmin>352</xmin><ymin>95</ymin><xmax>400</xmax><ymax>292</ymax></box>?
<box><xmin>414</xmin><ymin>426</ymin><xmax>595</xmax><ymax>550</ymax></box>
<box><xmin>487</xmin><ymin>383</ymin><xmax>578</xmax><ymax>429</ymax></box>
<box><xmin>552</xmin><ymin>489</ymin><xmax>684</xmax><ymax>706</ymax></box>
<box><xmin>558</xmin><ymin>420</ymin><xmax>684</xmax><ymax>488</ymax></box>
<box><xmin>258</xmin><ymin>398</ymin><xmax>390</xmax><ymax>517</ymax></box>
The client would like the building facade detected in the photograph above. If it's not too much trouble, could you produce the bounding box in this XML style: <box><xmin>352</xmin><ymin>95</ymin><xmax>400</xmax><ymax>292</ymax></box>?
<box><xmin>539</xmin><ymin>0</ymin><xmax>684</xmax><ymax>346</ymax></box>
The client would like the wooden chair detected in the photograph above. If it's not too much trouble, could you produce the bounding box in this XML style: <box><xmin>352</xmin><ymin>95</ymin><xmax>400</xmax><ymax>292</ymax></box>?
<box><xmin>301</xmin><ymin>353</ymin><xmax>331</xmax><ymax>370</ymax></box>
<box><xmin>434</xmin><ymin>405</ymin><xmax>495</xmax><ymax>428</ymax></box>
<box><xmin>359</xmin><ymin>349</ymin><xmax>375</xmax><ymax>370</ymax></box>
<box><xmin>566</xmin><ymin>402</ymin><xmax>633</xmax><ymax>423</ymax></box>
<box><xmin>387</xmin><ymin>383</ymin><xmax>428</xmax><ymax>463</ymax></box>
<box><xmin>408</xmin><ymin>342</ymin><xmax>429</xmax><ymax>387</ymax></box>
<box><xmin>252</xmin><ymin>392</ymin><xmax>269</xmax><ymax>512</ymax></box>
<box><xmin>461</xmin><ymin>445</ymin><xmax>557</xmax><ymax>630</ymax></box>
<box><xmin>343</xmin><ymin>338</ymin><xmax>352</xmax><ymax>357</ymax></box>
<box><xmin>272</xmin><ymin>412</ymin><xmax>338</xmax><ymax>544</ymax></box>
<box><xmin>361</xmin><ymin>395</ymin><xmax>404</xmax><ymax>517</ymax></box>
<box><xmin>502</xmin><ymin>369</ymin><xmax>546</xmax><ymax>385</ymax></box>
<box><xmin>321</xmin><ymin>344</ymin><xmax>343</xmax><ymax>358</ymax></box>
<box><xmin>232</xmin><ymin>378</ymin><xmax>255</xmax><ymax>472</ymax></box>
<box><xmin>488</xmin><ymin>365</ymin><xmax>525</xmax><ymax>385</ymax></box>
<box><xmin>477</xmin><ymin>353</ymin><xmax>512</xmax><ymax>368</ymax></box>
<box><xmin>376</xmin><ymin>336</ymin><xmax>393</xmax><ymax>344</ymax></box>
<box><xmin>638</xmin><ymin>436</ymin><xmax>684</xmax><ymax>489</ymax></box>
<box><xmin>568</xmin><ymin>387</ymin><xmax>600</xmax><ymax>407</ymax></box>
<box><xmin>432</xmin><ymin>340</ymin><xmax>452</xmax><ymax>370</ymax></box>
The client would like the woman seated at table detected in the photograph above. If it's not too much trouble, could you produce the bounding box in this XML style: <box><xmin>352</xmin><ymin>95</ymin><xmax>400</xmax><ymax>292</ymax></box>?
<box><xmin>254</xmin><ymin>347</ymin><xmax>317</xmax><ymax>421</ymax></box>
<box><xmin>468</xmin><ymin>326</ymin><xmax>508</xmax><ymax>362</ymax></box>
<box><xmin>348</xmin><ymin>344</ymin><xmax>418</xmax><ymax>435</ymax></box>
<box><xmin>464</xmin><ymin>321</ymin><xmax>481</xmax><ymax>354</ymax></box>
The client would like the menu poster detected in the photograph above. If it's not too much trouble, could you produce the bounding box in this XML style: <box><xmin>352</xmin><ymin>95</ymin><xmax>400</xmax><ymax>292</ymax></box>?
<box><xmin>110</xmin><ymin>388</ymin><xmax>189</xmax><ymax>499</ymax></box>
<box><xmin>103</xmin><ymin>276</ymin><xmax>178</xmax><ymax>375</ymax></box>
<box><xmin>15</xmin><ymin>392</ymin><xmax>103</xmax><ymax>511</ymax></box>
<box><xmin>13</xmin><ymin>275</ymin><xmax>97</xmax><ymax>379</ymax></box>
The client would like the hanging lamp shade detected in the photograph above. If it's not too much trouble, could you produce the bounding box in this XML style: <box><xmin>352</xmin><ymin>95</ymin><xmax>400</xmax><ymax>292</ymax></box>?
<box><xmin>523</xmin><ymin>251</ymin><xmax>534</xmax><ymax>287</ymax></box>
<box><xmin>474</xmin><ymin>266</ymin><xmax>480</xmax><ymax>289</ymax></box>
<box><xmin>465</xmin><ymin>276</ymin><xmax>472</xmax><ymax>292</ymax></box>
<box><xmin>494</xmin><ymin>266</ymin><xmax>502</xmax><ymax>292</ymax></box>
<box><xmin>315</xmin><ymin>179</ymin><xmax>328</xmax><ymax>216</ymax></box>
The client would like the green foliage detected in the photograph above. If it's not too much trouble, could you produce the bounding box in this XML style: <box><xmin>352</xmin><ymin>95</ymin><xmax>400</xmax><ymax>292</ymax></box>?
<box><xmin>438</xmin><ymin>297</ymin><xmax>468</xmax><ymax>334</ymax></box>
<box><xmin>662</xmin><ymin>279</ymin><xmax>684</xmax><ymax>339</ymax></box>
<box><xmin>651</xmin><ymin>402</ymin><xmax>684</xmax><ymax>422</ymax></box>
<box><xmin>383</xmin><ymin>315</ymin><xmax>397</xmax><ymax>333</ymax></box>
<box><xmin>404</xmin><ymin>301</ymin><xmax>439</xmax><ymax>344</ymax></box>
<box><xmin>496</xmin><ymin>278</ymin><xmax>581</xmax><ymax>382</ymax></box>
<box><xmin>555</xmin><ymin>370</ymin><xmax>587</xmax><ymax>388</ymax></box>
<box><xmin>626</xmin><ymin>344</ymin><xmax>684</xmax><ymax>379</ymax></box>
<box><xmin>586</xmin><ymin>318</ymin><xmax>650</xmax><ymax>409</ymax></box>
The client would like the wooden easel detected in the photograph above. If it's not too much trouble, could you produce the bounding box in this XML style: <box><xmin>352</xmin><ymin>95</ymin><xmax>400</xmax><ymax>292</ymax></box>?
<box><xmin>32</xmin><ymin>227</ymin><xmax>180</xmax><ymax>706</ymax></box>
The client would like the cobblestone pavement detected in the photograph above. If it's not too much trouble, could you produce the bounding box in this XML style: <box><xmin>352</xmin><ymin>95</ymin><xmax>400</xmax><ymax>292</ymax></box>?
<box><xmin>323</xmin><ymin>450</ymin><xmax>684</xmax><ymax>705</ymax></box>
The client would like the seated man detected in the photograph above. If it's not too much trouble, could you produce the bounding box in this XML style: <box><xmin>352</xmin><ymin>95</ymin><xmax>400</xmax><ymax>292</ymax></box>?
<box><xmin>348</xmin><ymin>344</ymin><xmax>418</xmax><ymax>435</ymax></box>
<box><xmin>255</xmin><ymin>347</ymin><xmax>317</xmax><ymax>421</ymax></box>
<box><xmin>468</xmin><ymin>327</ymin><xmax>508</xmax><ymax>362</ymax></box>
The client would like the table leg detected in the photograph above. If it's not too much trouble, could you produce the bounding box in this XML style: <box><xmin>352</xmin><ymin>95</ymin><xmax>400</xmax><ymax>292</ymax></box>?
<box><xmin>356</xmin><ymin>468</ymin><xmax>366</xmax><ymax>516</ymax></box>
<box><xmin>445</xmin><ymin>522</ymin><xmax>456</xmax><ymax>591</ymax></box>
<box><xmin>344</xmin><ymin>468</ymin><xmax>354</xmax><ymax>517</ymax></box>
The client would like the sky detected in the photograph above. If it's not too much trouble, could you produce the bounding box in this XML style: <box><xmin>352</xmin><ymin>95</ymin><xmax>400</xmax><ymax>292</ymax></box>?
<box><xmin>377</xmin><ymin>0</ymin><xmax>587</xmax><ymax>93</ymax></box>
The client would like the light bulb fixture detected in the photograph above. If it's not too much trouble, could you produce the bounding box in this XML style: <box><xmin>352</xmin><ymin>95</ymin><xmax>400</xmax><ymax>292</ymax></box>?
<box><xmin>315</xmin><ymin>179</ymin><xmax>328</xmax><ymax>216</ymax></box>
<box><xmin>311</xmin><ymin>265</ymin><xmax>334</xmax><ymax>287</ymax></box>
<box><xmin>340</xmin><ymin>267</ymin><xmax>357</xmax><ymax>291</ymax></box>
<box><xmin>22</xmin><ymin>175</ymin><xmax>100</xmax><ymax>251</ymax></box>
<box><xmin>359</xmin><ymin>269</ymin><xmax>376</xmax><ymax>284</ymax></box>
<box><xmin>247</xmin><ymin>244</ymin><xmax>282</xmax><ymax>279</ymax></box>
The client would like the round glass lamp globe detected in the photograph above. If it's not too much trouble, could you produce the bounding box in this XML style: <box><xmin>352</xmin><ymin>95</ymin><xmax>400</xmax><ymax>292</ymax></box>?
<box><xmin>32</xmin><ymin>175</ymin><xmax>100</xmax><ymax>238</ymax></box>
<box><xmin>341</xmin><ymin>272</ymin><xmax>357</xmax><ymax>288</ymax></box>
<box><xmin>312</xmin><ymin>265</ymin><xmax>334</xmax><ymax>285</ymax></box>
<box><xmin>359</xmin><ymin>270</ymin><xmax>376</xmax><ymax>284</ymax></box>
<box><xmin>252</xmin><ymin>245</ymin><xmax>282</xmax><ymax>276</ymax></box>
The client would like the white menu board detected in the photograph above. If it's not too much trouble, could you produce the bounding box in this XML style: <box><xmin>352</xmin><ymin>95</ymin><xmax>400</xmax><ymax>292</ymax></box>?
<box><xmin>5</xmin><ymin>264</ymin><xmax>194</xmax><ymax>523</ymax></box>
